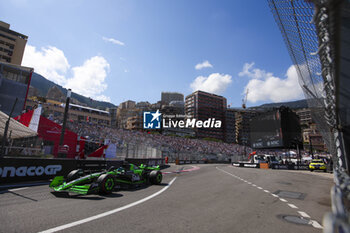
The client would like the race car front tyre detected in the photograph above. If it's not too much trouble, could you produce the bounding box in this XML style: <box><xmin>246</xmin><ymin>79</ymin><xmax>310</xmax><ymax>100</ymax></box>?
<box><xmin>149</xmin><ymin>171</ymin><xmax>162</xmax><ymax>185</ymax></box>
<box><xmin>97</xmin><ymin>174</ymin><xmax>115</xmax><ymax>194</ymax></box>
<box><xmin>66</xmin><ymin>169</ymin><xmax>83</xmax><ymax>182</ymax></box>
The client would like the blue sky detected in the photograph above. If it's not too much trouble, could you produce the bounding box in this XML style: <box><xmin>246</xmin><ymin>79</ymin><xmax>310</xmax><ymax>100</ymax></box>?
<box><xmin>1</xmin><ymin>0</ymin><xmax>304</xmax><ymax>107</ymax></box>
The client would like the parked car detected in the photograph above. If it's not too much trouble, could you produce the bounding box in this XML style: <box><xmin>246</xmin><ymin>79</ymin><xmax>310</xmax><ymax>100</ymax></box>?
<box><xmin>309</xmin><ymin>159</ymin><xmax>327</xmax><ymax>172</ymax></box>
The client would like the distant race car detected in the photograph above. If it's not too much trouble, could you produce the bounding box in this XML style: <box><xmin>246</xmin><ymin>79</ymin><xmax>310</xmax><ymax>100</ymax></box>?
<box><xmin>49</xmin><ymin>162</ymin><xmax>163</xmax><ymax>195</ymax></box>
<box><xmin>309</xmin><ymin>159</ymin><xmax>327</xmax><ymax>172</ymax></box>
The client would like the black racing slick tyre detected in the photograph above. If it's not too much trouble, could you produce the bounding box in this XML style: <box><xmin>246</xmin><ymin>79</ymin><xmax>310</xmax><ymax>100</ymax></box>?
<box><xmin>149</xmin><ymin>170</ymin><xmax>162</xmax><ymax>185</ymax></box>
<box><xmin>97</xmin><ymin>174</ymin><xmax>115</xmax><ymax>194</ymax></box>
<box><xmin>66</xmin><ymin>169</ymin><xmax>82</xmax><ymax>182</ymax></box>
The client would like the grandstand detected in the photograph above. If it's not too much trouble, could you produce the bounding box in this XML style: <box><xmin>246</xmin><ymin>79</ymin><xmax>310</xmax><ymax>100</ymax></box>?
<box><xmin>25</xmin><ymin>98</ymin><xmax>111</xmax><ymax>126</ymax></box>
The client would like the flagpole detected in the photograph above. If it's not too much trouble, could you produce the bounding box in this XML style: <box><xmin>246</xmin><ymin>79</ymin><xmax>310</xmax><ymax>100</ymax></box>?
<box><xmin>58</xmin><ymin>89</ymin><xmax>71</xmax><ymax>158</ymax></box>
<box><xmin>1</xmin><ymin>98</ymin><xmax>17</xmax><ymax>157</ymax></box>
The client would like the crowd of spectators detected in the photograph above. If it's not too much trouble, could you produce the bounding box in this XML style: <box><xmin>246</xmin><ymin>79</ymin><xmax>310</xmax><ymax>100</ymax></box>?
<box><xmin>48</xmin><ymin>116</ymin><xmax>326</xmax><ymax>159</ymax></box>
<box><xmin>64</xmin><ymin>120</ymin><xmax>249</xmax><ymax>156</ymax></box>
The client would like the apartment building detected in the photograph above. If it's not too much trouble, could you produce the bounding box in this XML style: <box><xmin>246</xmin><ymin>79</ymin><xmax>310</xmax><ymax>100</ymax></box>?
<box><xmin>0</xmin><ymin>21</ymin><xmax>27</xmax><ymax>65</ymax></box>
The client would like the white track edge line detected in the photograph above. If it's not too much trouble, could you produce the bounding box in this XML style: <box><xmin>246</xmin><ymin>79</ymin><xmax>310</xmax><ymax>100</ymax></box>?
<box><xmin>298</xmin><ymin>211</ymin><xmax>310</xmax><ymax>218</ymax></box>
<box><xmin>217</xmin><ymin>166</ymin><xmax>323</xmax><ymax>229</ymax></box>
<box><xmin>288</xmin><ymin>203</ymin><xmax>298</xmax><ymax>209</ymax></box>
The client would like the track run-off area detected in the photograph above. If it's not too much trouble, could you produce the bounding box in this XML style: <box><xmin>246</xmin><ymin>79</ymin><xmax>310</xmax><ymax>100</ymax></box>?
<box><xmin>0</xmin><ymin>164</ymin><xmax>333</xmax><ymax>233</ymax></box>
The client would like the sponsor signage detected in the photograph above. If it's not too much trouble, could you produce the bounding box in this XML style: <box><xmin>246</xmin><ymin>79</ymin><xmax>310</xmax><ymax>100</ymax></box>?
<box><xmin>272</xmin><ymin>164</ymin><xmax>289</xmax><ymax>169</ymax></box>
<box><xmin>0</xmin><ymin>165</ymin><xmax>62</xmax><ymax>178</ymax></box>
<box><xmin>0</xmin><ymin>158</ymin><xmax>76</xmax><ymax>184</ymax></box>
<box><xmin>295</xmin><ymin>165</ymin><xmax>309</xmax><ymax>170</ymax></box>
<box><xmin>271</xmin><ymin>164</ymin><xmax>309</xmax><ymax>170</ymax></box>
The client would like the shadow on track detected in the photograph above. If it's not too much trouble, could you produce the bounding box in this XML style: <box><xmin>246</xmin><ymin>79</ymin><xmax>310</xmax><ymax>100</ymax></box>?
<box><xmin>0</xmin><ymin>190</ymin><xmax>38</xmax><ymax>202</ymax></box>
<box><xmin>51</xmin><ymin>191</ymin><xmax>123</xmax><ymax>200</ymax></box>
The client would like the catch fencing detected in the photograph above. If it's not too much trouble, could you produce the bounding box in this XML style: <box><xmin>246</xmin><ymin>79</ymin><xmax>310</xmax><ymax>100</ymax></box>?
<box><xmin>116</xmin><ymin>142</ymin><xmax>234</xmax><ymax>163</ymax></box>
<box><xmin>116</xmin><ymin>143</ymin><xmax>162</xmax><ymax>160</ymax></box>
<box><xmin>268</xmin><ymin>0</ymin><xmax>350</xmax><ymax>231</ymax></box>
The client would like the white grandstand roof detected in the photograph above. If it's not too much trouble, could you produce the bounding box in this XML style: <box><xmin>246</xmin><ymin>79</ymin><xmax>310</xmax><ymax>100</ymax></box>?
<box><xmin>0</xmin><ymin>111</ymin><xmax>37</xmax><ymax>139</ymax></box>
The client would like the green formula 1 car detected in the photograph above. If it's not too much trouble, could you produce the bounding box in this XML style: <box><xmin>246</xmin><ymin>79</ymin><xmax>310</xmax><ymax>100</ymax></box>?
<box><xmin>49</xmin><ymin>162</ymin><xmax>163</xmax><ymax>195</ymax></box>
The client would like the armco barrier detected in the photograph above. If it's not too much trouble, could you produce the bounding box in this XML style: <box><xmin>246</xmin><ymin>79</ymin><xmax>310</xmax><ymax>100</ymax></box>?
<box><xmin>271</xmin><ymin>164</ymin><xmax>309</xmax><ymax>170</ymax></box>
<box><xmin>243</xmin><ymin>163</ymin><xmax>260</xmax><ymax>168</ymax></box>
<box><xmin>294</xmin><ymin>165</ymin><xmax>309</xmax><ymax>170</ymax></box>
<box><xmin>177</xmin><ymin>160</ymin><xmax>206</xmax><ymax>165</ymax></box>
<box><xmin>271</xmin><ymin>164</ymin><xmax>294</xmax><ymax>169</ymax></box>
<box><xmin>76</xmin><ymin>160</ymin><xmax>124</xmax><ymax>172</ymax></box>
<box><xmin>231</xmin><ymin>162</ymin><xmax>259</xmax><ymax>168</ymax></box>
<box><xmin>232</xmin><ymin>162</ymin><xmax>309</xmax><ymax>170</ymax></box>
<box><xmin>76</xmin><ymin>159</ymin><xmax>107</xmax><ymax>171</ymax></box>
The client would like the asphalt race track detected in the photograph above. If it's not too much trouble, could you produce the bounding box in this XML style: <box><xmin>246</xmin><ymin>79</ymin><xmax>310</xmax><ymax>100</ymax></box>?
<box><xmin>0</xmin><ymin>164</ymin><xmax>333</xmax><ymax>233</ymax></box>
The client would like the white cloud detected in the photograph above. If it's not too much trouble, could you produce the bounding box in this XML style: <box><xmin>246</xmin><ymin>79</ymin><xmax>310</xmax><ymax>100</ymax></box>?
<box><xmin>190</xmin><ymin>73</ymin><xmax>232</xmax><ymax>95</ymax></box>
<box><xmin>240</xmin><ymin>62</ymin><xmax>303</xmax><ymax>103</ymax></box>
<box><xmin>238</xmin><ymin>62</ymin><xmax>273</xmax><ymax>79</ymax></box>
<box><xmin>102</xmin><ymin>37</ymin><xmax>125</xmax><ymax>46</ymax></box>
<box><xmin>195</xmin><ymin>60</ymin><xmax>213</xmax><ymax>70</ymax></box>
<box><xmin>23</xmin><ymin>45</ymin><xmax>111</xmax><ymax>102</ymax></box>
<box><xmin>95</xmin><ymin>95</ymin><xmax>111</xmax><ymax>102</ymax></box>
<box><xmin>22</xmin><ymin>45</ymin><xmax>70</xmax><ymax>85</ymax></box>
<box><xmin>65</xmin><ymin>56</ymin><xmax>110</xmax><ymax>99</ymax></box>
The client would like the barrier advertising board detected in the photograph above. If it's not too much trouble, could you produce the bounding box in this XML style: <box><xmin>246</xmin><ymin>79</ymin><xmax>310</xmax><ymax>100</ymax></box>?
<box><xmin>0</xmin><ymin>157</ymin><xmax>76</xmax><ymax>183</ymax></box>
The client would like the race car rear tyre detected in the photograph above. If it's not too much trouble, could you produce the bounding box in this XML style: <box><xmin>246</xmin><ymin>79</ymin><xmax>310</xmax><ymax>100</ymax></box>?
<box><xmin>149</xmin><ymin>171</ymin><xmax>162</xmax><ymax>185</ymax></box>
<box><xmin>97</xmin><ymin>174</ymin><xmax>115</xmax><ymax>194</ymax></box>
<box><xmin>66</xmin><ymin>169</ymin><xmax>82</xmax><ymax>182</ymax></box>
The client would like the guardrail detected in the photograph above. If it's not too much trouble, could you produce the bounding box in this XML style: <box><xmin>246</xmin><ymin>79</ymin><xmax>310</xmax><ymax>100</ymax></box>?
<box><xmin>176</xmin><ymin>160</ymin><xmax>206</xmax><ymax>165</ymax></box>
<box><xmin>270</xmin><ymin>164</ymin><xmax>309</xmax><ymax>170</ymax></box>
<box><xmin>231</xmin><ymin>162</ymin><xmax>309</xmax><ymax>170</ymax></box>
<box><xmin>232</xmin><ymin>162</ymin><xmax>260</xmax><ymax>168</ymax></box>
